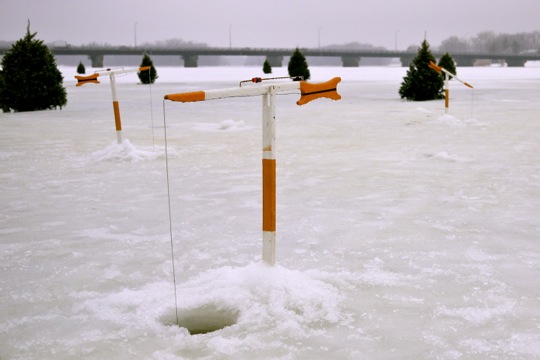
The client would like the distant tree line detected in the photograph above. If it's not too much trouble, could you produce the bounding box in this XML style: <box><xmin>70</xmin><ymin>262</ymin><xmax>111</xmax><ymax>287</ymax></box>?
<box><xmin>75</xmin><ymin>38</ymin><xmax>209</xmax><ymax>49</ymax></box>
<box><xmin>2</xmin><ymin>31</ymin><xmax>540</xmax><ymax>56</ymax></box>
<box><xmin>438</xmin><ymin>31</ymin><xmax>540</xmax><ymax>54</ymax></box>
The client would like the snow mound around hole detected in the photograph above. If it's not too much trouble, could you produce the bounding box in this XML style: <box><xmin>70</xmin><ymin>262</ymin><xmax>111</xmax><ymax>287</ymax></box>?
<box><xmin>429</xmin><ymin>114</ymin><xmax>465</xmax><ymax>126</ymax></box>
<box><xmin>165</xmin><ymin>262</ymin><xmax>349</xmax><ymax>337</ymax></box>
<box><xmin>89</xmin><ymin>139</ymin><xmax>165</xmax><ymax>162</ymax></box>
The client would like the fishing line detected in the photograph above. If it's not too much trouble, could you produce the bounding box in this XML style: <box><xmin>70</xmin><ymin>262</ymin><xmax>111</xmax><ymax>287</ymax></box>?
<box><xmin>162</xmin><ymin>100</ymin><xmax>179</xmax><ymax>325</ymax></box>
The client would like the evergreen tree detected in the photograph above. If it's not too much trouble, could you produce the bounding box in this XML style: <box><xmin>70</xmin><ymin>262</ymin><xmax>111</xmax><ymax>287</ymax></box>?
<box><xmin>263</xmin><ymin>58</ymin><xmax>272</xmax><ymax>74</ymax></box>
<box><xmin>77</xmin><ymin>61</ymin><xmax>86</xmax><ymax>74</ymax></box>
<box><xmin>287</xmin><ymin>47</ymin><xmax>310</xmax><ymax>81</ymax></box>
<box><xmin>0</xmin><ymin>69</ymin><xmax>8</xmax><ymax>112</ymax></box>
<box><xmin>399</xmin><ymin>40</ymin><xmax>443</xmax><ymax>101</ymax></box>
<box><xmin>0</xmin><ymin>23</ymin><xmax>67</xmax><ymax>112</ymax></box>
<box><xmin>438</xmin><ymin>52</ymin><xmax>456</xmax><ymax>79</ymax></box>
<box><xmin>138</xmin><ymin>53</ymin><xmax>158</xmax><ymax>84</ymax></box>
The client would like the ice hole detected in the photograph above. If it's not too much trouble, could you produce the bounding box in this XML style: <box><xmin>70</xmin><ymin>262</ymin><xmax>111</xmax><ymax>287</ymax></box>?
<box><xmin>161</xmin><ymin>304</ymin><xmax>239</xmax><ymax>335</ymax></box>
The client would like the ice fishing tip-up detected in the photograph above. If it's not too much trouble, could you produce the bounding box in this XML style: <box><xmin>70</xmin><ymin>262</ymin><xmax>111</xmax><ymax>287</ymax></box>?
<box><xmin>74</xmin><ymin>66</ymin><xmax>151</xmax><ymax>143</ymax></box>
<box><xmin>164</xmin><ymin>76</ymin><xmax>342</xmax><ymax>106</ymax></box>
<box><xmin>428</xmin><ymin>61</ymin><xmax>473</xmax><ymax>113</ymax></box>
<box><xmin>163</xmin><ymin>76</ymin><xmax>342</xmax><ymax>265</ymax></box>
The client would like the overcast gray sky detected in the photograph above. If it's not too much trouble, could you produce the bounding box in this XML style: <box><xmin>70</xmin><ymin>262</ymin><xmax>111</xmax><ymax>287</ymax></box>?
<box><xmin>1</xmin><ymin>0</ymin><xmax>539</xmax><ymax>50</ymax></box>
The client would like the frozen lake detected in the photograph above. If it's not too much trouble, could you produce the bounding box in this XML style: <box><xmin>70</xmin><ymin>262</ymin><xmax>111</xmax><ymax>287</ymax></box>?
<box><xmin>1</xmin><ymin>64</ymin><xmax>539</xmax><ymax>359</ymax></box>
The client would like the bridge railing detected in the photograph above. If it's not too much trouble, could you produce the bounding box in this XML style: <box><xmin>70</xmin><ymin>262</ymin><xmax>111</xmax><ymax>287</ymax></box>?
<box><xmin>1</xmin><ymin>45</ymin><xmax>538</xmax><ymax>67</ymax></box>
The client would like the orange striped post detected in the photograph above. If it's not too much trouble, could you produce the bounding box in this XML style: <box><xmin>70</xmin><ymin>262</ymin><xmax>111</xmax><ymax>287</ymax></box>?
<box><xmin>165</xmin><ymin>77</ymin><xmax>341</xmax><ymax>265</ymax></box>
<box><xmin>75</xmin><ymin>66</ymin><xmax>151</xmax><ymax>143</ymax></box>
<box><xmin>262</xmin><ymin>86</ymin><xmax>277</xmax><ymax>264</ymax></box>
<box><xmin>428</xmin><ymin>61</ymin><xmax>473</xmax><ymax>114</ymax></box>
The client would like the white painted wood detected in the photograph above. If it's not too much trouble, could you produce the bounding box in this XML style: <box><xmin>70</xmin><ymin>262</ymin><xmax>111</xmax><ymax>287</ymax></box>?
<box><xmin>204</xmin><ymin>82</ymin><xmax>300</xmax><ymax>101</ymax></box>
<box><xmin>262</xmin><ymin>86</ymin><xmax>276</xmax><ymax>160</ymax></box>
<box><xmin>262</xmin><ymin>86</ymin><xmax>276</xmax><ymax>265</ymax></box>
<box><xmin>263</xmin><ymin>231</ymin><xmax>276</xmax><ymax>265</ymax></box>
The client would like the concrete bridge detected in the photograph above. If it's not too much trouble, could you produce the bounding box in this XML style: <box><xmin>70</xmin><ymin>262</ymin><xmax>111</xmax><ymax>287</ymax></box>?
<box><xmin>1</xmin><ymin>45</ymin><xmax>539</xmax><ymax>68</ymax></box>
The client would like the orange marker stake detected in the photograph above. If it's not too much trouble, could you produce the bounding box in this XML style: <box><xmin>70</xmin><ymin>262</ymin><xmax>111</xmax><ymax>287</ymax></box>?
<box><xmin>165</xmin><ymin>77</ymin><xmax>341</xmax><ymax>265</ymax></box>
<box><xmin>75</xmin><ymin>66</ymin><xmax>151</xmax><ymax>143</ymax></box>
<box><xmin>429</xmin><ymin>61</ymin><xmax>473</xmax><ymax>114</ymax></box>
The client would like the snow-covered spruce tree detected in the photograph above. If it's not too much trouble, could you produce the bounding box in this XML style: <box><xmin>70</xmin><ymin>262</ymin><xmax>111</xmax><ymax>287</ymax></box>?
<box><xmin>138</xmin><ymin>53</ymin><xmax>158</xmax><ymax>84</ymax></box>
<box><xmin>1</xmin><ymin>24</ymin><xmax>67</xmax><ymax>112</ymax></box>
<box><xmin>438</xmin><ymin>52</ymin><xmax>456</xmax><ymax>79</ymax></box>
<box><xmin>77</xmin><ymin>61</ymin><xmax>86</xmax><ymax>74</ymax></box>
<box><xmin>263</xmin><ymin>58</ymin><xmax>272</xmax><ymax>74</ymax></box>
<box><xmin>399</xmin><ymin>40</ymin><xmax>443</xmax><ymax>101</ymax></box>
<box><xmin>288</xmin><ymin>47</ymin><xmax>310</xmax><ymax>81</ymax></box>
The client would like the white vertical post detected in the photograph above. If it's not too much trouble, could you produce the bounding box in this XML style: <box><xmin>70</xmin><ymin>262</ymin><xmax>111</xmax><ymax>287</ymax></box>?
<box><xmin>75</xmin><ymin>67</ymin><xmax>151</xmax><ymax>144</ymax></box>
<box><xmin>163</xmin><ymin>77</ymin><xmax>342</xmax><ymax>266</ymax></box>
<box><xmin>429</xmin><ymin>61</ymin><xmax>472</xmax><ymax>114</ymax></box>
<box><xmin>109</xmin><ymin>73</ymin><xmax>123</xmax><ymax>144</ymax></box>
<box><xmin>262</xmin><ymin>86</ymin><xmax>276</xmax><ymax>265</ymax></box>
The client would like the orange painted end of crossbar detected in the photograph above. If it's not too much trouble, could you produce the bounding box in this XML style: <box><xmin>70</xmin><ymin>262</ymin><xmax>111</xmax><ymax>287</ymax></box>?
<box><xmin>139</xmin><ymin>66</ymin><xmax>151</xmax><ymax>72</ymax></box>
<box><xmin>297</xmin><ymin>77</ymin><xmax>342</xmax><ymax>106</ymax></box>
<box><xmin>75</xmin><ymin>73</ymin><xmax>100</xmax><ymax>86</ymax></box>
<box><xmin>428</xmin><ymin>61</ymin><xmax>442</xmax><ymax>73</ymax></box>
<box><xmin>262</xmin><ymin>158</ymin><xmax>276</xmax><ymax>232</ymax></box>
<box><xmin>164</xmin><ymin>91</ymin><xmax>206</xmax><ymax>102</ymax></box>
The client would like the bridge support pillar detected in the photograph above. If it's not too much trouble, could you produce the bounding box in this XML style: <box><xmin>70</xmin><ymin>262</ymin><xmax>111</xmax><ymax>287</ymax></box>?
<box><xmin>454</xmin><ymin>56</ymin><xmax>475</xmax><ymax>66</ymax></box>
<box><xmin>89</xmin><ymin>54</ymin><xmax>104</xmax><ymax>68</ymax></box>
<box><xmin>505</xmin><ymin>58</ymin><xmax>527</xmax><ymax>67</ymax></box>
<box><xmin>400</xmin><ymin>56</ymin><xmax>414</xmax><ymax>67</ymax></box>
<box><xmin>267</xmin><ymin>55</ymin><xmax>283</xmax><ymax>67</ymax></box>
<box><xmin>182</xmin><ymin>55</ymin><xmax>198</xmax><ymax>67</ymax></box>
<box><xmin>341</xmin><ymin>56</ymin><xmax>360</xmax><ymax>67</ymax></box>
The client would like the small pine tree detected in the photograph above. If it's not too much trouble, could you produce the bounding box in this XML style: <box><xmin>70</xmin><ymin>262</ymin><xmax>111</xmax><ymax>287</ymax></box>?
<box><xmin>0</xmin><ymin>69</ymin><xmax>7</xmax><ymax>112</ymax></box>
<box><xmin>138</xmin><ymin>53</ymin><xmax>158</xmax><ymax>84</ymax></box>
<box><xmin>0</xmin><ymin>23</ymin><xmax>67</xmax><ymax>112</ymax></box>
<box><xmin>263</xmin><ymin>59</ymin><xmax>272</xmax><ymax>74</ymax></box>
<box><xmin>399</xmin><ymin>40</ymin><xmax>443</xmax><ymax>101</ymax></box>
<box><xmin>438</xmin><ymin>53</ymin><xmax>456</xmax><ymax>80</ymax></box>
<box><xmin>288</xmin><ymin>47</ymin><xmax>310</xmax><ymax>81</ymax></box>
<box><xmin>77</xmin><ymin>61</ymin><xmax>86</xmax><ymax>74</ymax></box>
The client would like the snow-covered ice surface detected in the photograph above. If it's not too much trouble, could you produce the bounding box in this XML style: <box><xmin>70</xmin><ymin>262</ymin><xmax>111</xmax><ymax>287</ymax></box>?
<box><xmin>1</xmin><ymin>64</ymin><xmax>540</xmax><ymax>359</ymax></box>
